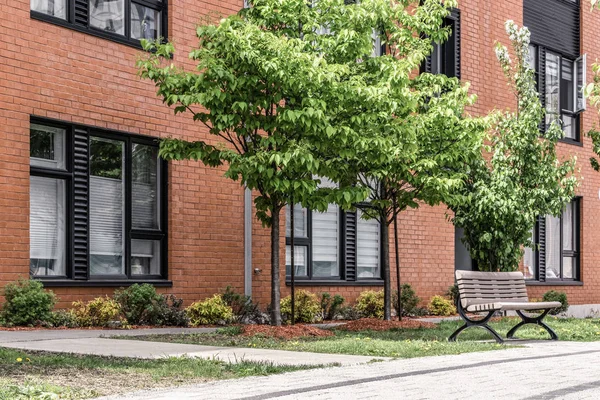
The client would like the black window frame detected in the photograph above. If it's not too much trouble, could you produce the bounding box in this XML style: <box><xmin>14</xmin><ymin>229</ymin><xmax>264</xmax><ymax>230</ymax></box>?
<box><xmin>29</xmin><ymin>116</ymin><xmax>170</xmax><ymax>287</ymax></box>
<box><xmin>30</xmin><ymin>0</ymin><xmax>168</xmax><ymax>49</ymax></box>
<box><xmin>285</xmin><ymin>206</ymin><xmax>384</xmax><ymax>286</ymax></box>
<box><xmin>421</xmin><ymin>8</ymin><xmax>461</xmax><ymax>79</ymax></box>
<box><xmin>526</xmin><ymin>198</ymin><xmax>581</xmax><ymax>284</ymax></box>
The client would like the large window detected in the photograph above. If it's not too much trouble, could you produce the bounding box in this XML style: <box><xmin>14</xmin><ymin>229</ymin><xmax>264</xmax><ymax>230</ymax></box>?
<box><xmin>525</xmin><ymin>0</ymin><xmax>585</xmax><ymax>143</ymax></box>
<box><xmin>422</xmin><ymin>9</ymin><xmax>460</xmax><ymax>79</ymax></box>
<box><xmin>29</xmin><ymin>119</ymin><xmax>168</xmax><ymax>284</ymax></box>
<box><xmin>31</xmin><ymin>0</ymin><xmax>166</xmax><ymax>46</ymax></box>
<box><xmin>524</xmin><ymin>199</ymin><xmax>580</xmax><ymax>282</ymax></box>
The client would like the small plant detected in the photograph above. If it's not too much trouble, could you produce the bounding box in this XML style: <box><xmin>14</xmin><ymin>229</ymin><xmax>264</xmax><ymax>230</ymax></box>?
<box><xmin>186</xmin><ymin>294</ymin><xmax>234</xmax><ymax>326</ymax></box>
<box><xmin>114</xmin><ymin>284</ymin><xmax>162</xmax><ymax>325</ymax></box>
<box><xmin>542</xmin><ymin>290</ymin><xmax>569</xmax><ymax>315</ymax></box>
<box><xmin>320</xmin><ymin>292</ymin><xmax>345</xmax><ymax>320</ymax></box>
<box><xmin>71</xmin><ymin>297</ymin><xmax>124</xmax><ymax>327</ymax></box>
<box><xmin>50</xmin><ymin>309</ymin><xmax>79</xmax><ymax>328</ymax></box>
<box><xmin>446</xmin><ymin>284</ymin><xmax>459</xmax><ymax>305</ymax></box>
<box><xmin>221</xmin><ymin>286</ymin><xmax>265</xmax><ymax>324</ymax></box>
<box><xmin>428</xmin><ymin>295</ymin><xmax>456</xmax><ymax>316</ymax></box>
<box><xmin>153</xmin><ymin>294</ymin><xmax>189</xmax><ymax>327</ymax></box>
<box><xmin>280</xmin><ymin>290</ymin><xmax>322</xmax><ymax>323</ymax></box>
<box><xmin>392</xmin><ymin>284</ymin><xmax>421</xmax><ymax>317</ymax></box>
<box><xmin>338</xmin><ymin>305</ymin><xmax>362</xmax><ymax>320</ymax></box>
<box><xmin>1</xmin><ymin>279</ymin><xmax>56</xmax><ymax>326</ymax></box>
<box><xmin>356</xmin><ymin>290</ymin><xmax>384</xmax><ymax>319</ymax></box>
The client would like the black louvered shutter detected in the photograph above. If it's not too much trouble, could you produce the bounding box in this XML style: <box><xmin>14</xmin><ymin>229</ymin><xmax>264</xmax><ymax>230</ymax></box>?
<box><xmin>421</xmin><ymin>9</ymin><xmax>460</xmax><ymax>78</ymax></box>
<box><xmin>344</xmin><ymin>211</ymin><xmax>357</xmax><ymax>281</ymax></box>
<box><xmin>538</xmin><ymin>48</ymin><xmax>547</xmax><ymax>133</ymax></box>
<box><xmin>537</xmin><ymin>215</ymin><xmax>546</xmax><ymax>281</ymax></box>
<box><xmin>72</xmin><ymin>128</ymin><xmax>89</xmax><ymax>280</ymax></box>
<box><xmin>74</xmin><ymin>0</ymin><xmax>89</xmax><ymax>27</ymax></box>
<box><xmin>449</xmin><ymin>8</ymin><xmax>460</xmax><ymax>79</ymax></box>
<box><xmin>524</xmin><ymin>0</ymin><xmax>579</xmax><ymax>59</ymax></box>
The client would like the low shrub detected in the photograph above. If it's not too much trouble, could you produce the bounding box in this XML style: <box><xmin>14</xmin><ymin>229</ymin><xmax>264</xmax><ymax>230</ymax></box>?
<box><xmin>392</xmin><ymin>284</ymin><xmax>421</xmax><ymax>317</ymax></box>
<box><xmin>337</xmin><ymin>305</ymin><xmax>362</xmax><ymax>320</ymax></box>
<box><xmin>1</xmin><ymin>279</ymin><xmax>56</xmax><ymax>326</ymax></box>
<box><xmin>50</xmin><ymin>309</ymin><xmax>79</xmax><ymax>328</ymax></box>
<box><xmin>114</xmin><ymin>284</ymin><xmax>162</xmax><ymax>325</ymax></box>
<box><xmin>221</xmin><ymin>286</ymin><xmax>267</xmax><ymax>324</ymax></box>
<box><xmin>428</xmin><ymin>295</ymin><xmax>456</xmax><ymax>316</ymax></box>
<box><xmin>446</xmin><ymin>284</ymin><xmax>459</xmax><ymax>305</ymax></box>
<box><xmin>542</xmin><ymin>290</ymin><xmax>569</xmax><ymax>315</ymax></box>
<box><xmin>71</xmin><ymin>297</ymin><xmax>124</xmax><ymax>327</ymax></box>
<box><xmin>186</xmin><ymin>295</ymin><xmax>234</xmax><ymax>326</ymax></box>
<box><xmin>153</xmin><ymin>294</ymin><xmax>189</xmax><ymax>327</ymax></box>
<box><xmin>320</xmin><ymin>293</ymin><xmax>345</xmax><ymax>320</ymax></box>
<box><xmin>280</xmin><ymin>290</ymin><xmax>321</xmax><ymax>323</ymax></box>
<box><xmin>356</xmin><ymin>290</ymin><xmax>384</xmax><ymax>319</ymax></box>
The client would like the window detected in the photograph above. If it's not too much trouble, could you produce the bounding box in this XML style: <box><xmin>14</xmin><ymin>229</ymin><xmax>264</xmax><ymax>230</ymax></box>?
<box><xmin>422</xmin><ymin>9</ymin><xmax>460</xmax><ymax>79</ymax></box>
<box><xmin>524</xmin><ymin>199</ymin><xmax>580</xmax><ymax>282</ymax></box>
<box><xmin>525</xmin><ymin>0</ymin><xmax>585</xmax><ymax>143</ymax></box>
<box><xmin>285</xmin><ymin>179</ymin><xmax>382</xmax><ymax>283</ymax></box>
<box><xmin>31</xmin><ymin>0</ymin><xmax>166</xmax><ymax>46</ymax></box>
<box><xmin>29</xmin><ymin>118</ymin><xmax>168</xmax><ymax>284</ymax></box>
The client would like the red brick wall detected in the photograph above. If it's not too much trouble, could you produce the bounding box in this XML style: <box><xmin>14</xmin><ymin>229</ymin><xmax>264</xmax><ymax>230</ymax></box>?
<box><xmin>1</xmin><ymin>0</ymin><xmax>600</xmax><ymax>310</ymax></box>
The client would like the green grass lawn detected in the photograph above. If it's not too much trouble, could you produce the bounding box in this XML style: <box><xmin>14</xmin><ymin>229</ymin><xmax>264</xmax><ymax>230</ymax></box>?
<box><xmin>0</xmin><ymin>347</ymin><xmax>322</xmax><ymax>399</ymax></box>
<box><xmin>125</xmin><ymin>317</ymin><xmax>600</xmax><ymax>359</ymax></box>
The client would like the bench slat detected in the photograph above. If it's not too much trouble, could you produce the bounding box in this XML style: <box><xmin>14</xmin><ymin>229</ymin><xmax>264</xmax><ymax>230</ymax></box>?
<box><xmin>456</xmin><ymin>270</ymin><xmax>530</xmax><ymax>309</ymax></box>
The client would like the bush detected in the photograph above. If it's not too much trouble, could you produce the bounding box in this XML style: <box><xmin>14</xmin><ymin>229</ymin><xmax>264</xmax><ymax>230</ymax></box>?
<box><xmin>338</xmin><ymin>305</ymin><xmax>362</xmax><ymax>320</ymax></box>
<box><xmin>428</xmin><ymin>295</ymin><xmax>456</xmax><ymax>316</ymax></box>
<box><xmin>320</xmin><ymin>293</ymin><xmax>345</xmax><ymax>320</ymax></box>
<box><xmin>221</xmin><ymin>286</ymin><xmax>266</xmax><ymax>324</ymax></box>
<box><xmin>446</xmin><ymin>284</ymin><xmax>459</xmax><ymax>305</ymax></box>
<box><xmin>153</xmin><ymin>294</ymin><xmax>189</xmax><ymax>327</ymax></box>
<box><xmin>280</xmin><ymin>290</ymin><xmax>321</xmax><ymax>323</ymax></box>
<box><xmin>114</xmin><ymin>284</ymin><xmax>162</xmax><ymax>325</ymax></box>
<box><xmin>50</xmin><ymin>309</ymin><xmax>79</xmax><ymax>328</ymax></box>
<box><xmin>542</xmin><ymin>290</ymin><xmax>569</xmax><ymax>315</ymax></box>
<box><xmin>72</xmin><ymin>297</ymin><xmax>124</xmax><ymax>327</ymax></box>
<box><xmin>392</xmin><ymin>284</ymin><xmax>421</xmax><ymax>317</ymax></box>
<box><xmin>186</xmin><ymin>294</ymin><xmax>234</xmax><ymax>326</ymax></box>
<box><xmin>356</xmin><ymin>290</ymin><xmax>384</xmax><ymax>319</ymax></box>
<box><xmin>1</xmin><ymin>279</ymin><xmax>56</xmax><ymax>326</ymax></box>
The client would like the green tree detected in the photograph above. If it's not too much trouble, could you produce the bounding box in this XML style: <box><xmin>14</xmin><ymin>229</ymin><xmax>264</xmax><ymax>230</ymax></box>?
<box><xmin>450</xmin><ymin>21</ymin><xmax>578</xmax><ymax>272</ymax></box>
<box><xmin>137</xmin><ymin>1</ymin><xmax>367</xmax><ymax>325</ymax></box>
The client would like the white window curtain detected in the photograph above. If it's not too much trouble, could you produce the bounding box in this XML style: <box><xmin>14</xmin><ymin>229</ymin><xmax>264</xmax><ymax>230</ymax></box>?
<box><xmin>312</xmin><ymin>204</ymin><xmax>339</xmax><ymax>277</ymax></box>
<box><xmin>30</xmin><ymin>177</ymin><xmax>66</xmax><ymax>276</ymax></box>
<box><xmin>286</xmin><ymin>246</ymin><xmax>308</xmax><ymax>276</ymax></box>
<box><xmin>523</xmin><ymin>228</ymin><xmax>535</xmax><ymax>279</ymax></box>
<box><xmin>545</xmin><ymin>214</ymin><xmax>561</xmax><ymax>278</ymax></box>
<box><xmin>357</xmin><ymin>210</ymin><xmax>380</xmax><ymax>278</ymax></box>
<box><xmin>31</xmin><ymin>0</ymin><xmax>67</xmax><ymax>19</ymax></box>
<box><xmin>90</xmin><ymin>0</ymin><xmax>125</xmax><ymax>35</ymax></box>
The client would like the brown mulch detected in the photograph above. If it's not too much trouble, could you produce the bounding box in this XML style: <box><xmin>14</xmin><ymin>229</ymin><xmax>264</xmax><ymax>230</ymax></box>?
<box><xmin>338</xmin><ymin>318</ymin><xmax>437</xmax><ymax>332</ymax></box>
<box><xmin>240</xmin><ymin>324</ymin><xmax>335</xmax><ymax>340</ymax></box>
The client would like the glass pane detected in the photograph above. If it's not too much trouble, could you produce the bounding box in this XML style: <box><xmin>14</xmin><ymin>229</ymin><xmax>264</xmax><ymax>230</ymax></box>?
<box><xmin>562</xmin><ymin>202</ymin><xmax>573</xmax><ymax>251</ymax></box>
<box><xmin>131</xmin><ymin>239</ymin><xmax>161</xmax><ymax>275</ymax></box>
<box><xmin>561</xmin><ymin>59</ymin><xmax>574</xmax><ymax>112</ymax></box>
<box><xmin>545</xmin><ymin>52</ymin><xmax>560</xmax><ymax>129</ymax></box>
<box><xmin>357</xmin><ymin>210</ymin><xmax>380</xmax><ymax>278</ymax></box>
<box><xmin>132</xmin><ymin>144</ymin><xmax>159</xmax><ymax>230</ymax></box>
<box><xmin>285</xmin><ymin>204</ymin><xmax>308</xmax><ymax>238</ymax></box>
<box><xmin>545</xmin><ymin>215</ymin><xmax>561</xmax><ymax>279</ymax></box>
<box><xmin>561</xmin><ymin>114</ymin><xmax>577</xmax><ymax>139</ymax></box>
<box><xmin>371</xmin><ymin>30</ymin><xmax>381</xmax><ymax>57</ymax></box>
<box><xmin>31</xmin><ymin>0</ymin><xmax>67</xmax><ymax>19</ymax></box>
<box><xmin>90</xmin><ymin>0</ymin><xmax>125</xmax><ymax>36</ymax></box>
<box><xmin>30</xmin><ymin>124</ymin><xmax>65</xmax><ymax>169</ymax></box>
<box><xmin>563</xmin><ymin>257</ymin><xmax>575</xmax><ymax>279</ymax></box>
<box><xmin>131</xmin><ymin>4</ymin><xmax>161</xmax><ymax>40</ymax></box>
<box><xmin>312</xmin><ymin>204</ymin><xmax>339</xmax><ymax>277</ymax></box>
<box><xmin>90</xmin><ymin>137</ymin><xmax>125</xmax><ymax>275</ymax></box>
<box><xmin>30</xmin><ymin>177</ymin><xmax>66</xmax><ymax>276</ymax></box>
<box><xmin>527</xmin><ymin>45</ymin><xmax>537</xmax><ymax>70</ymax></box>
<box><xmin>286</xmin><ymin>246</ymin><xmax>308</xmax><ymax>277</ymax></box>
<box><xmin>523</xmin><ymin>229</ymin><xmax>535</xmax><ymax>280</ymax></box>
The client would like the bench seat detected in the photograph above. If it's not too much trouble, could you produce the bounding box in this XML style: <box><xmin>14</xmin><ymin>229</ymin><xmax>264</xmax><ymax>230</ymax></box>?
<box><xmin>465</xmin><ymin>301</ymin><xmax>562</xmax><ymax>312</ymax></box>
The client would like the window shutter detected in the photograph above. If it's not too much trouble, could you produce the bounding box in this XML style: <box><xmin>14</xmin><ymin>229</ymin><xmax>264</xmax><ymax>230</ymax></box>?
<box><xmin>74</xmin><ymin>0</ymin><xmax>89</xmax><ymax>26</ymax></box>
<box><xmin>537</xmin><ymin>215</ymin><xmax>546</xmax><ymax>282</ymax></box>
<box><xmin>575</xmin><ymin>53</ymin><xmax>587</xmax><ymax>112</ymax></box>
<box><xmin>72</xmin><ymin>128</ymin><xmax>89</xmax><ymax>280</ymax></box>
<box><xmin>450</xmin><ymin>8</ymin><xmax>460</xmax><ymax>79</ymax></box>
<box><xmin>422</xmin><ymin>54</ymin><xmax>432</xmax><ymax>74</ymax></box>
<box><xmin>539</xmin><ymin>48</ymin><xmax>547</xmax><ymax>133</ymax></box>
<box><xmin>344</xmin><ymin>211</ymin><xmax>357</xmax><ymax>281</ymax></box>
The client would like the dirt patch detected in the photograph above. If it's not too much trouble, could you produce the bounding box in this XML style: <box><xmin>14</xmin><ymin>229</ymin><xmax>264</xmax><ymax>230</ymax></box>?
<box><xmin>338</xmin><ymin>318</ymin><xmax>437</xmax><ymax>331</ymax></box>
<box><xmin>241</xmin><ymin>324</ymin><xmax>335</xmax><ymax>339</ymax></box>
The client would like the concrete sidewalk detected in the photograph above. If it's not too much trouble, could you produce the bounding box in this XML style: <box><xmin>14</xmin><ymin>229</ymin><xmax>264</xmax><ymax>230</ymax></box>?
<box><xmin>0</xmin><ymin>328</ymin><xmax>387</xmax><ymax>366</ymax></box>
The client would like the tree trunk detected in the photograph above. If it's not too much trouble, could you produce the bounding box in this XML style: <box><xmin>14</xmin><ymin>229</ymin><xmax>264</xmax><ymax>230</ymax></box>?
<box><xmin>381</xmin><ymin>219</ymin><xmax>392</xmax><ymax>321</ymax></box>
<box><xmin>270</xmin><ymin>206</ymin><xmax>282</xmax><ymax>326</ymax></box>
<box><xmin>394</xmin><ymin>211</ymin><xmax>401</xmax><ymax>321</ymax></box>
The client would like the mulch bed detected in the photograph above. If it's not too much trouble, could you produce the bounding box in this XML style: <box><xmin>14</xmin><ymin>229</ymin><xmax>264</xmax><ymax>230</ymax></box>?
<box><xmin>337</xmin><ymin>318</ymin><xmax>437</xmax><ymax>332</ymax></box>
<box><xmin>240</xmin><ymin>324</ymin><xmax>335</xmax><ymax>340</ymax></box>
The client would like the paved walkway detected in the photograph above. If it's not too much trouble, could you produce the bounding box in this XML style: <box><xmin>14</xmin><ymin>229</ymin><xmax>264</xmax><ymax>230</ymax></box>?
<box><xmin>96</xmin><ymin>341</ymin><xmax>600</xmax><ymax>400</ymax></box>
<box><xmin>0</xmin><ymin>328</ymin><xmax>387</xmax><ymax>366</ymax></box>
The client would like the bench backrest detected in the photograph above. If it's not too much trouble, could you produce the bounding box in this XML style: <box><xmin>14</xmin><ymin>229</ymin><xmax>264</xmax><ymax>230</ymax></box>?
<box><xmin>455</xmin><ymin>270</ymin><xmax>529</xmax><ymax>309</ymax></box>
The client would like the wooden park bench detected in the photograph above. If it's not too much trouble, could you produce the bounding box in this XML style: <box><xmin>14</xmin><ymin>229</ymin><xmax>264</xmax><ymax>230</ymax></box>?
<box><xmin>449</xmin><ymin>270</ymin><xmax>561</xmax><ymax>343</ymax></box>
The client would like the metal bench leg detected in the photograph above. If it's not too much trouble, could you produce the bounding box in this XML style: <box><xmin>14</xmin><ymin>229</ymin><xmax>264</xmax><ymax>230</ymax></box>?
<box><xmin>506</xmin><ymin>310</ymin><xmax>558</xmax><ymax>340</ymax></box>
<box><xmin>448</xmin><ymin>300</ymin><xmax>504</xmax><ymax>344</ymax></box>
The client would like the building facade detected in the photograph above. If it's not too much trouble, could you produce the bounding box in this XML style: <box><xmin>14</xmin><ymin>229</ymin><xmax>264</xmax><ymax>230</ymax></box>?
<box><xmin>1</xmin><ymin>0</ymin><xmax>599</xmax><ymax>310</ymax></box>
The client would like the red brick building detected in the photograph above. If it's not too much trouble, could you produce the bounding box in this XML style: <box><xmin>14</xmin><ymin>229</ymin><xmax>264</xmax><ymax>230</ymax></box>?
<box><xmin>1</xmin><ymin>0</ymin><xmax>599</xmax><ymax>312</ymax></box>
